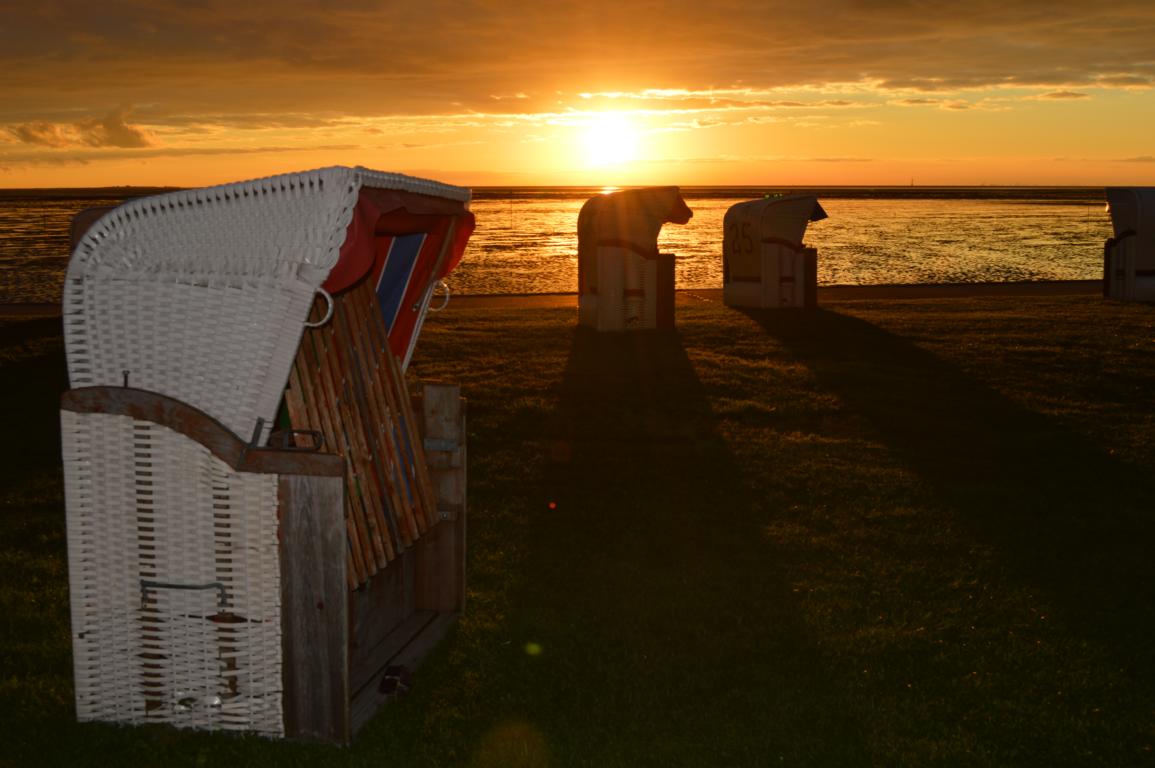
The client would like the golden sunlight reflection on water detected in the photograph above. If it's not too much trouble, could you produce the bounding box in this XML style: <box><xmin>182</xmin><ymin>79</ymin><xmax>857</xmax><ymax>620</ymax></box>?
<box><xmin>0</xmin><ymin>193</ymin><xmax>1113</xmax><ymax>303</ymax></box>
<box><xmin>461</xmin><ymin>196</ymin><xmax>1112</xmax><ymax>295</ymax></box>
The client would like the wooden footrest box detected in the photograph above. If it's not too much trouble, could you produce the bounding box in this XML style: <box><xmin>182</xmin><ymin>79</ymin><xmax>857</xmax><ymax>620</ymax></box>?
<box><xmin>61</xmin><ymin>383</ymin><xmax>465</xmax><ymax>744</ymax></box>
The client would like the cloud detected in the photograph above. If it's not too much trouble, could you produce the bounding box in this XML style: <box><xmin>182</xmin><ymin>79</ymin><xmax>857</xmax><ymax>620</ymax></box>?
<box><xmin>654</xmin><ymin>152</ymin><xmax>873</xmax><ymax>166</ymax></box>
<box><xmin>392</xmin><ymin>139</ymin><xmax>483</xmax><ymax>150</ymax></box>
<box><xmin>1</xmin><ymin>0</ymin><xmax>1154</xmax><ymax>184</ymax></box>
<box><xmin>0</xmin><ymin>142</ymin><xmax>360</xmax><ymax>168</ymax></box>
<box><xmin>891</xmin><ymin>97</ymin><xmax>972</xmax><ymax>110</ymax></box>
<box><xmin>79</xmin><ymin>106</ymin><xmax>152</xmax><ymax>147</ymax></box>
<box><xmin>6</xmin><ymin>106</ymin><xmax>153</xmax><ymax>148</ymax></box>
<box><xmin>8</xmin><ymin>122</ymin><xmax>74</xmax><ymax>148</ymax></box>
<box><xmin>575</xmin><ymin>88</ymin><xmax>872</xmax><ymax>112</ymax></box>
<box><xmin>1120</xmin><ymin>156</ymin><xmax>1155</xmax><ymax>163</ymax></box>
<box><xmin>146</xmin><ymin>112</ymin><xmax>345</xmax><ymax>129</ymax></box>
<box><xmin>1094</xmin><ymin>74</ymin><xmax>1153</xmax><ymax>87</ymax></box>
<box><xmin>3</xmin><ymin>1</ymin><xmax>1153</xmax><ymax>122</ymax></box>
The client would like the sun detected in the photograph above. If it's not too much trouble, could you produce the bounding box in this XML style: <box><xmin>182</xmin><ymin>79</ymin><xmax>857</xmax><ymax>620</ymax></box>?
<box><xmin>583</xmin><ymin>112</ymin><xmax>639</xmax><ymax>168</ymax></box>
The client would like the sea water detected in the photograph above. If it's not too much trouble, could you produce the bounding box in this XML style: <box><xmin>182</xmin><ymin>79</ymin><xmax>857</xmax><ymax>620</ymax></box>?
<box><xmin>0</xmin><ymin>187</ymin><xmax>1112</xmax><ymax>304</ymax></box>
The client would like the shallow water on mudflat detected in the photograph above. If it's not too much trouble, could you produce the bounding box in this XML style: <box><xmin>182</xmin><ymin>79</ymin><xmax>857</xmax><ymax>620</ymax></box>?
<box><xmin>0</xmin><ymin>189</ymin><xmax>1111</xmax><ymax>303</ymax></box>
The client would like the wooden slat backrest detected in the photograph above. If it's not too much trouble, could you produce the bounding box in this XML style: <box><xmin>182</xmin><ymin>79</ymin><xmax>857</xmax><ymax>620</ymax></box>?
<box><xmin>285</xmin><ymin>278</ymin><xmax>438</xmax><ymax>588</ymax></box>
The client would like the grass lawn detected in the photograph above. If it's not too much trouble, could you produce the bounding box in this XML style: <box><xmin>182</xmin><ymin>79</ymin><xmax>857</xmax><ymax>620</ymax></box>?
<box><xmin>2</xmin><ymin>294</ymin><xmax>1154</xmax><ymax>766</ymax></box>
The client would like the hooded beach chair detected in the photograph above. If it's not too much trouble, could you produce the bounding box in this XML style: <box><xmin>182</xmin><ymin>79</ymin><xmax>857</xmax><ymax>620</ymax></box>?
<box><xmin>722</xmin><ymin>194</ymin><xmax>827</xmax><ymax>308</ymax></box>
<box><xmin>60</xmin><ymin>166</ymin><xmax>472</xmax><ymax>742</ymax></box>
<box><xmin>577</xmin><ymin>186</ymin><xmax>693</xmax><ymax>330</ymax></box>
<box><xmin>1104</xmin><ymin>187</ymin><xmax>1155</xmax><ymax>301</ymax></box>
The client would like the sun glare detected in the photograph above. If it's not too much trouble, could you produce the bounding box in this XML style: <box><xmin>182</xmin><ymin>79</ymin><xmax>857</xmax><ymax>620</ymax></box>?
<box><xmin>583</xmin><ymin>112</ymin><xmax>639</xmax><ymax>168</ymax></box>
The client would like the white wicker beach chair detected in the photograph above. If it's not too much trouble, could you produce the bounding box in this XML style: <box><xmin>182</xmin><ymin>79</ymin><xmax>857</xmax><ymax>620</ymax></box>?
<box><xmin>1104</xmin><ymin>187</ymin><xmax>1155</xmax><ymax>301</ymax></box>
<box><xmin>576</xmin><ymin>187</ymin><xmax>692</xmax><ymax>331</ymax></box>
<box><xmin>722</xmin><ymin>195</ymin><xmax>827</xmax><ymax>309</ymax></box>
<box><xmin>61</xmin><ymin>167</ymin><xmax>472</xmax><ymax>741</ymax></box>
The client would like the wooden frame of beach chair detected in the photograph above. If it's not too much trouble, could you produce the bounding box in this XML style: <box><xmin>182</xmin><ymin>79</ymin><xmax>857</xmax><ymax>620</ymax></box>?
<box><xmin>60</xmin><ymin>379</ymin><xmax>465</xmax><ymax>743</ymax></box>
<box><xmin>580</xmin><ymin>243</ymin><xmax>676</xmax><ymax>331</ymax></box>
<box><xmin>722</xmin><ymin>195</ymin><xmax>826</xmax><ymax>309</ymax></box>
<box><xmin>60</xmin><ymin>167</ymin><xmax>472</xmax><ymax>743</ymax></box>
<box><xmin>576</xmin><ymin>187</ymin><xmax>691</xmax><ymax>331</ymax></box>
<box><xmin>1104</xmin><ymin>187</ymin><xmax>1155</xmax><ymax>301</ymax></box>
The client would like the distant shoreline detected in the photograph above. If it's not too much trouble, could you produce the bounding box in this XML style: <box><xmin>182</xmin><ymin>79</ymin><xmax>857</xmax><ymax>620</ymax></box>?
<box><xmin>471</xmin><ymin>186</ymin><xmax>1108</xmax><ymax>203</ymax></box>
<box><xmin>0</xmin><ymin>280</ymin><xmax>1103</xmax><ymax>317</ymax></box>
<box><xmin>0</xmin><ymin>185</ymin><xmax>1108</xmax><ymax>204</ymax></box>
<box><xmin>0</xmin><ymin>187</ymin><xmax>182</xmax><ymax>201</ymax></box>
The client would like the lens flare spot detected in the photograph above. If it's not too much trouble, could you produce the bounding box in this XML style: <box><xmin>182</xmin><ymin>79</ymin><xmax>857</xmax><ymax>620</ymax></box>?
<box><xmin>471</xmin><ymin>720</ymin><xmax>551</xmax><ymax>768</ymax></box>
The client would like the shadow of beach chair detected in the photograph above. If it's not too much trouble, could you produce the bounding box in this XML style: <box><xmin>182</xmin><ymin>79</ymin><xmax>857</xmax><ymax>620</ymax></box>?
<box><xmin>1104</xmin><ymin>187</ymin><xmax>1155</xmax><ymax>301</ymax></box>
<box><xmin>60</xmin><ymin>166</ymin><xmax>473</xmax><ymax>743</ymax></box>
<box><xmin>722</xmin><ymin>194</ymin><xmax>827</xmax><ymax>308</ymax></box>
<box><xmin>577</xmin><ymin>186</ymin><xmax>692</xmax><ymax>330</ymax></box>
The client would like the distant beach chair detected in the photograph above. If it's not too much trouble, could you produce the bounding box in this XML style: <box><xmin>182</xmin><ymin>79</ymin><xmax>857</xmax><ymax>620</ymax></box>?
<box><xmin>1104</xmin><ymin>187</ymin><xmax>1155</xmax><ymax>301</ymax></box>
<box><xmin>60</xmin><ymin>166</ymin><xmax>473</xmax><ymax>742</ymax></box>
<box><xmin>722</xmin><ymin>194</ymin><xmax>827</xmax><ymax>308</ymax></box>
<box><xmin>577</xmin><ymin>186</ymin><xmax>692</xmax><ymax>330</ymax></box>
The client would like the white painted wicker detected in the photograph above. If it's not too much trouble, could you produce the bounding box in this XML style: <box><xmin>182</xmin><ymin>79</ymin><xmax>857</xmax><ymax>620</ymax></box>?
<box><xmin>62</xmin><ymin>408</ymin><xmax>284</xmax><ymax>735</ymax></box>
<box><xmin>61</xmin><ymin>167</ymin><xmax>470</xmax><ymax>739</ymax></box>
<box><xmin>63</xmin><ymin>166</ymin><xmax>470</xmax><ymax>443</ymax></box>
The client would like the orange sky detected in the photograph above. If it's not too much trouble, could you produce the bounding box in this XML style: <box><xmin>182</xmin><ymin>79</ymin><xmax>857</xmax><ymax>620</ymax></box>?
<box><xmin>3</xmin><ymin>1</ymin><xmax>1155</xmax><ymax>188</ymax></box>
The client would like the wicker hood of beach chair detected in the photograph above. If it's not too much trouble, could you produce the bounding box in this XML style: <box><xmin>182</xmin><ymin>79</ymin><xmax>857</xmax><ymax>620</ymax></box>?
<box><xmin>576</xmin><ymin>185</ymin><xmax>692</xmax><ymax>267</ymax></box>
<box><xmin>723</xmin><ymin>194</ymin><xmax>827</xmax><ymax>282</ymax></box>
<box><xmin>63</xmin><ymin>166</ymin><xmax>474</xmax><ymax>445</ymax></box>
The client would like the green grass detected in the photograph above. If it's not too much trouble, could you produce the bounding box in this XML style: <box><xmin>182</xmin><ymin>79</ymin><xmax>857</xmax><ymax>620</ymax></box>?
<box><xmin>2</xmin><ymin>295</ymin><xmax>1154</xmax><ymax>766</ymax></box>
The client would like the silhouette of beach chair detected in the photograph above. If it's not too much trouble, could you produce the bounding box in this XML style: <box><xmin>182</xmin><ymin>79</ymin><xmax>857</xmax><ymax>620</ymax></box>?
<box><xmin>60</xmin><ymin>167</ymin><xmax>473</xmax><ymax>742</ymax></box>
<box><xmin>722</xmin><ymin>195</ymin><xmax>827</xmax><ymax>308</ymax></box>
<box><xmin>577</xmin><ymin>186</ymin><xmax>692</xmax><ymax>330</ymax></box>
<box><xmin>1104</xmin><ymin>187</ymin><xmax>1155</xmax><ymax>301</ymax></box>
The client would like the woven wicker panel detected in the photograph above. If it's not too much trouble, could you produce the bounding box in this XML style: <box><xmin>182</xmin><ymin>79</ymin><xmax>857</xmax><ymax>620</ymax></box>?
<box><xmin>64</xmin><ymin>275</ymin><xmax>316</xmax><ymax>446</ymax></box>
<box><xmin>63</xmin><ymin>166</ymin><xmax>470</xmax><ymax>444</ymax></box>
<box><xmin>62</xmin><ymin>409</ymin><xmax>284</xmax><ymax>736</ymax></box>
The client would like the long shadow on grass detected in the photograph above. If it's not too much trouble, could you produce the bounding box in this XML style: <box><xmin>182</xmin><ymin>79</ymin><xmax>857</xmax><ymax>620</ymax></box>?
<box><xmin>0</xmin><ymin>317</ymin><xmax>71</xmax><ymax>754</ymax></box>
<box><xmin>746</xmin><ymin>307</ymin><xmax>1155</xmax><ymax>682</ymax></box>
<box><xmin>0</xmin><ymin>316</ymin><xmax>68</xmax><ymax>499</ymax></box>
<box><xmin>490</xmin><ymin>327</ymin><xmax>869</xmax><ymax>765</ymax></box>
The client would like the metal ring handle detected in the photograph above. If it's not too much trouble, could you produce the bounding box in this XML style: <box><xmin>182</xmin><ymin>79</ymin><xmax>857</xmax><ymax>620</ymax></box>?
<box><xmin>429</xmin><ymin>280</ymin><xmax>451</xmax><ymax>312</ymax></box>
<box><xmin>304</xmin><ymin>288</ymin><xmax>334</xmax><ymax>328</ymax></box>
